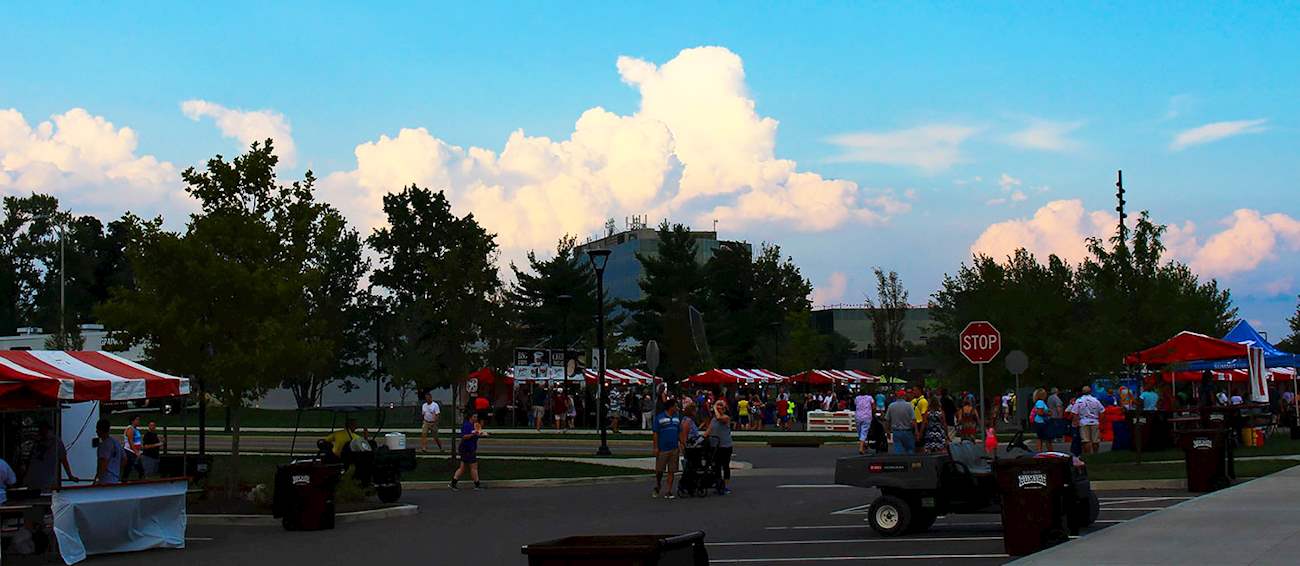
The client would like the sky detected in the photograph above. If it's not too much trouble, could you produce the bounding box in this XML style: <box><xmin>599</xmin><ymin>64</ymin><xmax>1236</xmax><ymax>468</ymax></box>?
<box><xmin>2</xmin><ymin>2</ymin><xmax>1298</xmax><ymax>337</ymax></box>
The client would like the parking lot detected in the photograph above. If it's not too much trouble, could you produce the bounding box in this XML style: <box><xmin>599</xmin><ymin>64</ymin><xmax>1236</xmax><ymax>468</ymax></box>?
<box><xmin>82</xmin><ymin>443</ymin><xmax>1200</xmax><ymax>566</ymax></box>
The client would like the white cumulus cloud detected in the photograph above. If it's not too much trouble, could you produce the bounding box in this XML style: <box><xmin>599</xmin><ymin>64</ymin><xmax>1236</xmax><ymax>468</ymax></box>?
<box><xmin>971</xmin><ymin>201</ymin><xmax>1300</xmax><ymax>292</ymax></box>
<box><xmin>825</xmin><ymin>124</ymin><xmax>977</xmax><ymax>172</ymax></box>
<box><xmin>182</xmin><ymin>99</ymin><xmax>297</xmax><ymax>167</ymax></box>
<box><xmin>811</xmin><ymin>271</ymin><xmax>849</xmax><ymax>306</ymax></box>
<box><xmin>1003</xmin><ymin>119</ymin><xmax>1083</xmax><ymax>152</ymax></box>
<box><xmin>320</xmin><ymin>46</ymin><xmax>908</xmax><ymax>253</ymax></box>
<box><xmin>1170</xmin><ymin>119</ymin><xmax>1268</xmax><ymax>151</ymax></box>
<box><xmin>0</xmin><ymin>107</ymin><xmax>187</xmax><ymax>217</ymax></box>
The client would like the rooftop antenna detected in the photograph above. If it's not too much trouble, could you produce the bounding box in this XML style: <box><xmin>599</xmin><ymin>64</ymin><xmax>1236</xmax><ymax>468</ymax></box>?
<box><xmin>712</xmin><ymin>219</ymin><xmax>718</xmax><ymax>232</ymax></box>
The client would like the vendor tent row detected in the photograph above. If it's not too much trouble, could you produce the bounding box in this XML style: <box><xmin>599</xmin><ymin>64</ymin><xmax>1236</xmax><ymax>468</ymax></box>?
<box><xmin>1124</xmin><ymin>320</ymin><xmax>1299</xmax><ymax>403</ymax></box>
<box><xmin>493</xmin><ymin>366</ymin><xmax>903</xmax><ymax>386</ymax></box>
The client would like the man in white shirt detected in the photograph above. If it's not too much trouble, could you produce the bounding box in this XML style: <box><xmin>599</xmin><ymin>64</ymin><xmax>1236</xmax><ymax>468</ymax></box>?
<box><xmin>1068</xmin><ymin>386</ymin><xmax>1105</xmax><ymax>454</ymax></box>
<box><xmin>420</xmin><ymin>392</ymin><xmax>443</xmax><ymax>452</ymax></box>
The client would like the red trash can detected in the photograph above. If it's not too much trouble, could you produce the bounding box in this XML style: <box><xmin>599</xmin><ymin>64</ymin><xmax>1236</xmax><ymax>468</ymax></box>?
<box><xmin>1176</xmin><ymin>428</ymin><xmax>1228</xmax><ymax>492</ymax></box>
<box><xmin>994</xmin><ymin>455</ymin><xmax>1073</xmax><ymax>556</ymax></box>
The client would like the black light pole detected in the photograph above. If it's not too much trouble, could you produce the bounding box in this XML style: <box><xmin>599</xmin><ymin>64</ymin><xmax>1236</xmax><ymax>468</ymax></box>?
<box><xmin>587</xmin><ymin>249</ymin><xmax>613</xmax><ymax>456</ymax></box>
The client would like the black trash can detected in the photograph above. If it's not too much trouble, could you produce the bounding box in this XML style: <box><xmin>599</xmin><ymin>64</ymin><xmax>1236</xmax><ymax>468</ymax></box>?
<box><xmin>1176</xmin><ymin>428</ymin><xmax>1229</xmax><ymax>492</ymax></box>
<box><xmin>273</xmin><ymin>461</ymin><xmax>344</xmax><ymax>531</ymax></box>
<box><xmin>158</xmin><ymin>454</ymin><xmax>214</xmax><ymax>480</ymax></box>
<box><xmin>1111</xmin><ymin>419</ymin><xmax>1133</xmax><ymax>451</ymax></box>
<box><xmin>994</xmin><ymin>455</ymin><xmax>1073</xmax><ymax>556</ymax></box>
<box><xmin>521</xmin><ymin>532</ymin><xmax>708</xmax><ymax>566</ymax></box>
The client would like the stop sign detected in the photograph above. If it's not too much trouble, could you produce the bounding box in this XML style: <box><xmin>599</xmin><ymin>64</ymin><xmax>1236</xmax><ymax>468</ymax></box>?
<box><xmin>959</xmin><ymin>321</ymin><xmax>1001</xmax><ymax>364</ymax></box>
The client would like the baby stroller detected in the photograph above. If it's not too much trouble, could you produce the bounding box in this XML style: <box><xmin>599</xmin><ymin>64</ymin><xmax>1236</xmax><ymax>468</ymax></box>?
<box><xmin>678</xmin><ymin>435</ymin><xmax>721</xmax><ymax>497</ymax></box>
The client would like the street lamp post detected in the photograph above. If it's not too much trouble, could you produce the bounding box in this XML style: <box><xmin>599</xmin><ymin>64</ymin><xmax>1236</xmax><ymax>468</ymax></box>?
<box><xmin>586</xmin><ymin>249</ymin><xmax>612</xmax><ymax>456</ymax></box>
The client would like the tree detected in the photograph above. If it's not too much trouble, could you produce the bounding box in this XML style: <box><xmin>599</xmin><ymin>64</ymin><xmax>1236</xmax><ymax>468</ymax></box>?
<box><xmin>507</xmin><ymin>235</ymin><xmax>600</xmax><ymax>349</ymax></box>
<box><xmin>368</xmin><ymin>185</ymin><xmax>500</xmax><ymax>407</ymax></box>
<box><xmin>750</xmin><ymin>243</ymin><xmax>813</xmax><ymax>368</ymax></box>
<box><xmin>702</xmin><ymin>242</ymin><xmax>758</xmax><ymax>368</ymax></box>
<box><xmin>0</xmin><ymin>194</ymin><xmax>60</xmax><ymax>334</ymax></box>
<box><xmin>627</xmin><ymin>222</ymin><xmax>706</xmax><ymax>381</ymax></box>
<box><xmin>1279</xmin><ymin>296</ymin><xmax>1300</xmax><ymax>353</ymax></box>
<box><xmin>865</xmin><ymin>268</ymin><xmax>909</xmax><ymax>373</ymax></box>
<box><xmin>276</xmin><ymin>178</ymin><xmax>371</xmax><ymax>408</ymax></box>
<box><xmin>927</xmin><ymin>210</ymin><xmax>1236</xmax><ymax>391</ymax></box>
<box><xmin>99</xmin><ymin>140</ymin><xmax>325</xmax><ymax>495</ymax></box>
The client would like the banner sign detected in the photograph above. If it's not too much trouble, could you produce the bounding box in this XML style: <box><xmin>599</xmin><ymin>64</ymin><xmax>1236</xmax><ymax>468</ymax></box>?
<box><xmin>513</xmin><ymin>348</ymin><xmax>577</xmax><ymax>381</ymax></box>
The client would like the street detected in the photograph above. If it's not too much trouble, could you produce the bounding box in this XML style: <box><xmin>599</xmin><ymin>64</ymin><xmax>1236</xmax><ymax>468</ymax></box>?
<box><xmin>83</xmin><ymin>444</ymin><xmax>1195</xmax><ymax>565</ymax></box>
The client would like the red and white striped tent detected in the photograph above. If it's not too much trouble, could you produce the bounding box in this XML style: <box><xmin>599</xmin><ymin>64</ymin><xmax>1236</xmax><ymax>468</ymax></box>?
<box><xmin>1165</xmin><ymin>368</ymin><xmax>1297</xmax><ymax>382</ymax></box>
<box><xmin>0</xmin><ymin>350</ymin><xmax>190</xmax><ymax>402</ymax></box>
<box><xmin>583</xmin><ymin>368</ymin><xmax>656</xmax><ymax>386</ymax></box>
<box><xmin>687</xmin><ymin>368</ymin><xmax>789</xmax><ymax>385</ymax></box>
<box><xmin>791</xmin><ymin>369</ymin><xmax>878</xmax><ymax>385</ymax></box>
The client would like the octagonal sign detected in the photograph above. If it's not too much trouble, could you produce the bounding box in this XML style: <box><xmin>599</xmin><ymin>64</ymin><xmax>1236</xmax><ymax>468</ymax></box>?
<box><xmin>959</xmin><ymin>321</ymin><xmax>1001</xmax><ymax>364</ymax></box>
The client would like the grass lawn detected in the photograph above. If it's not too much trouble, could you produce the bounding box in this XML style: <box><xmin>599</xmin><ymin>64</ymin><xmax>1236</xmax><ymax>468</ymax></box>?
<box><xmin>1084</xmin><ymin>433</ymin><xmax>1300</xmax><ymax>466</ymax></box>
<box><xmin>1086</xmin><ymin>459</ymin><xmax>1300</xmax><ymax>481</ymax></box>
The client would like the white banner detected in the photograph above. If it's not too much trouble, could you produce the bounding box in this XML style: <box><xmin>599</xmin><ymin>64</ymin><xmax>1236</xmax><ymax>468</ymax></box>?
<box><xmin>1248</xmin><ymin>346</ymin><xmax>1269</xmax><ymax>403</ymax></box>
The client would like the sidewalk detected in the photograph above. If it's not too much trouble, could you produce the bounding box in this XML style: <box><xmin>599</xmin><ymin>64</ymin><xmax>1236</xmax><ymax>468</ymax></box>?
<box><xmin>1014</xmin><ymin>465</ymin><xmax>1300</xmax><ymax>565</ymax></box>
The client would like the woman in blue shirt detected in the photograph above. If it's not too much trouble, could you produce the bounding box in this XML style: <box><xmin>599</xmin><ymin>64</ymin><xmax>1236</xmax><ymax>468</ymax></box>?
<box><xmin>450</xmin><ymin>412</ymin><xmax>487</xmax><ymax>490</ymax></box>
<box><xmin>1031</xmin><ymin>389</ymin><xmax>1053</xmax><ymax>452</ymax></box>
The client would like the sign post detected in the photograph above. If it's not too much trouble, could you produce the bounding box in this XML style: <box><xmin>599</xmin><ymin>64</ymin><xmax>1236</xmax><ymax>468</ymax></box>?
<box><xmin>960</xmin><ymin>321</ymin><xmax>1002</xmax><ymax>441</ymax></box>
<box><xmin>1005</xmin><ymin>350</ymin><xmax>1029</xmax><ymax>429</ymax></box>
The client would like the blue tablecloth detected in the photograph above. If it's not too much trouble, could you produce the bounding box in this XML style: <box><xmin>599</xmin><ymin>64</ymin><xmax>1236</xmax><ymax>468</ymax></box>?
<box><xmin>52</xmin><ymin>479</ymin><xmax>187</xmax><ymax>564</ymax></box>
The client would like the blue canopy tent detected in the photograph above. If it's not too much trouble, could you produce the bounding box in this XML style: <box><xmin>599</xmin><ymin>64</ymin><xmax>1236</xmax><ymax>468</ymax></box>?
<box><xmin>1181</xmin><ymin>320</ymin><xmax>1300</xmax><ymax>371</ymax></box>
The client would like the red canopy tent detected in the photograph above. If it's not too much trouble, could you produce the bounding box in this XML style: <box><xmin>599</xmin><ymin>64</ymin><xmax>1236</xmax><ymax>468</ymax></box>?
<box><xmin>582</xmin><ymin>368</ymin><xmax>656</xmax><ymax>386</ymax></box>
<box><xmin>1165</xmin><ymin>367</ymin><xmax>1296</xmax><ymax>383</ymax></box>
<box><xmin>790</xmin><ymin>369</ymin><xmax>878</xmax><ymax>385</ymax></box>
<box><xmin>0</xmin><ymin>350</ymin><xmax>190</xmax><ymax>403</ymax></box>
<box><xmin>687</xmin><ymin>368</ymin><xmax>788</xmax><ymax>385</ymax></box>
<box><xmin>1123</xmin><ymin>331</ymin><xmax>1248</xmax><ymax>366</ymax></box>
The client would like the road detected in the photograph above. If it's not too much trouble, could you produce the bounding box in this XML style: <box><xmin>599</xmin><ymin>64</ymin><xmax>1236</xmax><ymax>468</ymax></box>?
<box><xmin>80</xmin><ymin>444</ymin><xmax>1196</xmax><ymax>565</ymax></box>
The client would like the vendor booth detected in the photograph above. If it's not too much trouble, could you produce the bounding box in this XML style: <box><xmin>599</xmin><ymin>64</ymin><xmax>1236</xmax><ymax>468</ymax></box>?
<box><xmin>790</xmin><ymin>369</ymin><xmax>878</xmax><ymax>386</ymax></box>
<box><xmin>582</xmin><ymin>368</ymin><xmax>656</xmax><ymax>386</ymax></box>
<box><xmin>687</xmin><ymin>369</ymin><xmax>788</xmax><ymax>385</ymax></box>
<box><xmin>0</xmin><ymin>350</ymin><xmax>190</xmax><ymax>565</ymax></box>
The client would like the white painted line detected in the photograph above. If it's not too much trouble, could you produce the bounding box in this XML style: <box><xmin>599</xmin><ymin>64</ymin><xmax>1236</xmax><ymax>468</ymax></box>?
<box><xmin>1099</xmin><ymin>496</ymin><xmax>1192</xmax><ymax>506</ymax></box>
<box><xmin>1102</xmin><ymin>510</ymin><xmax>1175</xmax><ymax>515</ymax></box>
<box><xmin>711</xmin><ymin>536</ymin><xmax>1002</xmax><ymax>546</ymax></box>
<box><xmin>778</xmin><ymin>484</ymin><xmax>851</xmax><ymax>488</ymax></box>
<box><xmin>766</xmin><ymin>525</ymin><xmax>869</xmax><ymax>531</ymax></box>
<box><xmin>185</xmin><ymin>537</ymin><xmax>215</xmax><ymax>541</ymax></box>
<box><xmin>712</xmin><ymin>554</ymin><xmax>1010</xmax><ymax>563</ymax></box>
<box><xmin>830</xmin><ymin>503</ymin><xmax>873</xmax><ymax>515</ymax></box>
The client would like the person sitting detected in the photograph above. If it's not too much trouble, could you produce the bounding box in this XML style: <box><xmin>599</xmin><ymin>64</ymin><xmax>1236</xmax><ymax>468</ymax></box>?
<box><xmin>321</xmin><ymin>417</ymin><xmax>373</xmax><ymax>482</ymax></box>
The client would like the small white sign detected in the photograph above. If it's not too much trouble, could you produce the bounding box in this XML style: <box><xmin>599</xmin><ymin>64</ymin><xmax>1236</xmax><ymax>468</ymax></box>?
<box><xmin>1017</xmin><ymin>472</ymin><xmax>1048</xmax><ymax>489</ymax></box>
<box><xmin>1192</xmin><ymin>438</ymin><xmax>1213</xmax><ymax>450</ymax></box>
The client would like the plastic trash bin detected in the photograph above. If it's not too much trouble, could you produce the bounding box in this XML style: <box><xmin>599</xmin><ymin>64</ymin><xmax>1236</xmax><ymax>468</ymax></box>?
<box><xmin>273</xmin><ymin>461</ymin><xmax>344</xmax><ymax>531</ymax></box>
<box><xmin>1176</xmin><ymin>428</ymin><xmax>1228</xmax><ymax>492</ymax></box>
<box><xmin>521</xmin><ymin>532</ymin><xmax>708</xmax><ymax>566</ymax></box>
<box><xmin>1111</xmin><ymin>419</ymin><xmax>1133</xmax><ymax>451</ymax></box>
<box><xmin>994</xmin><ymin>455</ymin><xmax>1073</xmax><ymax>556</ymax></box>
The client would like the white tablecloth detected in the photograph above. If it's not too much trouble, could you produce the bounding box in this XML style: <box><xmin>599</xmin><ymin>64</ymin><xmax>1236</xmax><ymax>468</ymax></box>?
<box><xmin>52</xmin><ymin>479</ymin><xmax>187</xmax><ymax>564</ymax></box>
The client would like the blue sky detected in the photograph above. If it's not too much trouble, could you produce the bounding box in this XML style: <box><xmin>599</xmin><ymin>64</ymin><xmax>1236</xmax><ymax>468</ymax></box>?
<box><xmin>3</xmin><ymin>2</ymin><xmax>1297</xmax><ymax>337</ymax></box>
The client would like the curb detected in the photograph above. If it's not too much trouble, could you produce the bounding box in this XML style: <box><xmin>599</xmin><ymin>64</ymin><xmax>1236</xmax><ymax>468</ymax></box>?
<box><xmin>405</xmin><ymin>474</ymin><xmax>652</xmax><ymax>490</ymax></box>
<box><xmin>188</xmin><ymin>504</ymin><xmax>419</xmax><ymax>526</ymax></box>
<box><xmin>1090</xmin><ymin>479</ymin><xmax>1186</xmax><ymax>490</ymax></box>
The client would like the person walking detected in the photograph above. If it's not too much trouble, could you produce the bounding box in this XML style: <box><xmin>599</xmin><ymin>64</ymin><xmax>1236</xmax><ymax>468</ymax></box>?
<box><xmin>531</xmin><ymin>386</ymin><xmax>547</xmax><ymax>431</ymax></box>
<box><xmin>450</xmin><ymin>412</ymin><xmax>487</xmax><ymax>490</ymax></box>
<box><xmin>420</xmin><ymin>392</ymin><xmax>444</xmax><ymax>452</ymax></box>
<box><xmin>122</xmin><ymin>415</ymin><xmax>145</xmax><ymax>480</ymax></box>
<box><xmin>886</xmin><ymin>390</ymin><xmax>917</xmax><ymax>454</ymax></box>
<box><xmin>641</xmin><ymin>391</ymin><xmax>655</xmax><ymax>430</ymax></box>
<box><xmin>707</xmin><ymin>400</ymin><xmax>734</xmax><ymax>495</ymax></box>
<box><xmin>1047</xmin><ymin>387</ymin><xmax>1065</xmax><ymax>441</ymax></box>
<box><xmin>552</xmin><ymin>388</ymin><xmax>567</xmax><ymax>432</ymax></box>
<box><xmin>652</xmin><ymin>398</ymin><xmax>685</xmax><ymax>499</ymax></box>
<box><xmin>922</xmin><ymin>395</ymin><xmax>948</xmax><ymax>454</ymax></box>
<box><xmin>141</xmin><ymin>421</ymin><xmax>164</xmax><ymax>477</ymax></box>
<box><xmin>1031</xmin><ymin>389</ymin><xmax>1053</xmax><ymax>452</ymax></box>
<box><xmin>609</xmin><ymin>387</ymin><xmax>623</xmax><ymax>434</ymax></box>
<box><xmin>1069</xmin><ymin>386</ymin><xmax>1105</xmax><ymax>454</ymax></box>
<box><xmin>853</xmin><ymin>390</ymin><xmax>875</xmax><ymax>455</ymax></box>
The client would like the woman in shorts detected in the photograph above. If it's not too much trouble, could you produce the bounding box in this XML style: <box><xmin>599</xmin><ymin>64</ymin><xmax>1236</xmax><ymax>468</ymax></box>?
<box><xmin>1031</xmin><ymin>388</ymin><xmax>1053</xmax><ymax>452</ymax></box>
<box><xmin>450</xmin><ymin>412</ymin><xmax>486</xmax><ymax>490</ymax></box>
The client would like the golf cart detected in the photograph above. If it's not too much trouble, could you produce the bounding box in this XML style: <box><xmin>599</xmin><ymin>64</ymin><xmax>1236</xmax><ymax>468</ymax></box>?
<box><xmin>291</xmin><ymin>405</ymin><xmax>418</xmax><ymax>503</ymax></box>
<box><xmin>834</xmin><ymin>430</ymin><xmax>1099</xmax><ymax>536</ymax></box>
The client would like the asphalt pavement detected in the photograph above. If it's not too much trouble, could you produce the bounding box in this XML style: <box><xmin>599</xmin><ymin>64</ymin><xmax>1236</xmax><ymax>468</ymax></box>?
<box><xmin>74</xmin><ymin>443</ymin><xmax>1198</xmax><ymax>566</ymax></box>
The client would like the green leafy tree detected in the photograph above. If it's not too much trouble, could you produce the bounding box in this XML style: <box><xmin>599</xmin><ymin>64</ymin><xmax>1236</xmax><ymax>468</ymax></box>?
<box><xmin>0</xmin><ymin>194</ymin><xmax>60</xmax><ymax>334</ymax></box>
<box><xmin>508</xmin><ymin>235</ymin><xmax>600</xmax><ymax>349</ymax></box>
<box><xmin>100</xmin><ymin>141</ymin><xmax>325</xmax><ymax>495</ymax></box>
<box><xmin>702</xmin><ymin>241</ymin><xmax>758</xmax><ymax>367</ymax></box>
<box><xmin>928</xmin><ymin>211</ymin><xmax>1236</xmax><ymax>391</ymax></box>
<box><xmin>627</xmin><ymin>222</ymin><xmax>705</xmax><ymax>381</ymax></box>
<box><xmin>865</xmin><ymin>268</ymin><xmax>909</xmax><ymax>372</ymax></box>
<box><xmin>368</xmin><ymin>185</ymin><xmax>500</xmax><ymax>411</ymax></box>
<box><xmin>751</xmin><ymin>243</ymin><xmax>813</xmax><ymax>367</ymax></box>
<box><xmin>1278</xmin><ymin>296</ymin><xmax>1299</xmax><ymax>353</ymax></box>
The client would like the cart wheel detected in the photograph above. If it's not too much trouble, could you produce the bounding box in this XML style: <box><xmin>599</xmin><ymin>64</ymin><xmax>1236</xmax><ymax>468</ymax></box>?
<box><xmin>696</xmin><ymin>487</ymin><xmax>709</xmax><ymax>498</ymax></box>
<box><xmin>377</xmin><ymin>483</ymin><xmax>402</xmax><ymax>503</ymax></box>
<box><xmin>868</xmin><ymin>495</ymin><xmax>913</xmax><ymax>537</ymax></box>
<box><xmin>1067</xmin><ymin>491</ymin><xmax>1100</xmax><ymax>532</ymax></box>
<box><xmin>908</xmin><ymin>509</ymin><xmax>937</xmax><ymax>533</ymax></box>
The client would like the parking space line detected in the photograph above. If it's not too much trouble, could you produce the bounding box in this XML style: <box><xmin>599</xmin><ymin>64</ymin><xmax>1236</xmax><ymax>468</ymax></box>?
<box><xmin>1099</xmin><ymin>507</ymin><xmax>1169</xmax><ymax>511</ymax></box>
<box><xmin>712</xmin><ymin>554</ymin><xmax>1010</xmax><ymax>563</ymax></box>
<box><xmin>830</xmin><ymin>503</ymin><xmax>873</xmax><ymax>515</ymax></box>
<box><xmin>766</xmin><ymin>525</ymin><xmax>869</xmax><ymax>530</ymax></box>
<box><xmin>778</xmin><ymin>484</ymin><xmax>852</xmax><ymax>488</ymax></box>
<box><xmin>711</xmin><ymin>536</ymin><xmax>1003</xmax><ymax>546</ymax></box>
